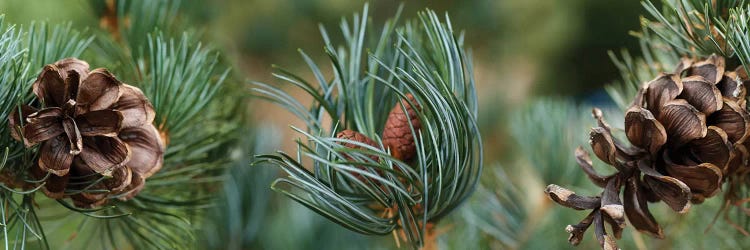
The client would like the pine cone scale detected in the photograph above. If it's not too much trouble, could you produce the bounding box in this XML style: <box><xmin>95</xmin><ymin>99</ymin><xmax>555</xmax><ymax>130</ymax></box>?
<box><xmin>79</xmin><ymin>136</ymin><xmax>130</xmax><ymax>175</ymax></box>
<box><xmin>76</xmin><ymin>110</ymin><xmax>122</xmax><ymax>137</ymax></box>
<box><xmin>600</xmin><ymin>178</ymin><xmax>625</xmax><ymax>229</ymax></box>
<box><xmin>644</xmin><ymin>74</ymin><xmax>682</xmax><ymax>116</ymax></box>
<box><xmin>33</xmin><ymin>65</ymin><xmax>70</xmax><ymax>107</ymax></box>
<box><xmin>75</xmin><ymin>69</ymin><xmax>122</xmax><ymax>113</ymax></box>
<box><xmin>663</xmin><ymin>161</ymin><xmax>722</xmax><ymax>200</ymax></box>
<box><xmin>623</xmin><ymin>177</ymin><xmax>664</xmax><ymax>238</ymax></box>
<box><xmin>544</xmin><ymin>184</ymin><xmax>601</xmax><ymax>210</ymax></box>
<box><xmin>566</xmin><ymin>210</ymin><xmax>597</xmax><ymax>246</ymax></box>
<box><xmin>38</xmin><ymin>136</ymin><xmax>74</xmax><ymax>176</ymax></box>
<box><xmin>22</xmin><ymin>108</ymin><xmax>65</xmax><ymax>147</ymax></box>
<box><xmin>687</xmin><ymin>55</ymin><xmax>725</xmax><ymax>84</ymax></box>
<box><xmin>8</xmin><ymin>105</ymin><xmax>37</xmax><ymax>142</ymax></box>
<box><xmin>574</xmin><ymin>147</ymin><xmax>610</xmax><ymax>188</ymax></box>
<box><xmin>683</xmin><ymin>126</ymin><xmax>731</xmax><ymax>168</ymax></box>
<box><xmin>119</xmin><ymin>125</ymin><xmax>164</xmax><ymax>178</ymax></box>
<box><xmin>657</xmin><ymin>99</ymin><xmax>707</xmax><ymax>146</ymax></box>
<box><xmin>717</xmin><ymin>71</ymin><xmax>746</xmax><ymax>100</ymax></box>
<box><xmin>726</xmin><ymin>144</ymin><xmax>749</xmax><ymax>175</ymax></box>
<box><xmin>678</xmin><ymin>76</ymin><xmax>723</xmax><ymax>114</ymax></box>
<box><xmin>642</xmin><ymin>176</ymin><xmax>691</xmax><ymax>213</ymax></box>
<box><xmin>708</xmin><ymin>99</ymin><xmax>750</xmax><ymax>143</ymax></box>
<box><xmin>590</xmin><ymin>127</ymin><xmax>617</xmax><ymax>165</ymax></box>
<box><xmin>624</xmin><ymin>107</ymin><xmax>667</xmax><ymax>154</ymax></box>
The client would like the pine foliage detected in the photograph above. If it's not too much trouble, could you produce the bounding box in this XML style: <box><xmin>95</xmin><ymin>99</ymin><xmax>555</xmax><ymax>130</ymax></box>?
<box><xmin>0</xmin><ymin>0</ymin><xmax>241</xmax><ymax>249</ymax></box>
<box><xmin>464</xmin><ymin>1</ymin><xmax>750</xmax><ymax>249</ymax></box>
<box><xmin>252</xmin><ymin>4</ymin><xmax>482</xmax><ymax>248</ymax></box>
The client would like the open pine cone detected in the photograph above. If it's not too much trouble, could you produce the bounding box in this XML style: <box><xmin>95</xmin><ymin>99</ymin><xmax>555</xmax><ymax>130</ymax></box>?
<box><xmin>7</xmin><ymin>58</ymin><xmax>165</xmax><ymax>208</ymax></box>
<box><xmin>545</xmin><ymin>55</ymin><xmax>750</xmax><ymax>249</ymax></box>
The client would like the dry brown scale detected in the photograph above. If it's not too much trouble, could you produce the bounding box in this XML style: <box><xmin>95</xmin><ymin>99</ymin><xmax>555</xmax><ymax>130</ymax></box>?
<box><xmin>6</xmin><ymin>58</ymin><xmax>165</xmax><ymax>208</ymax></box>
<box><xmin>545</xmin><ymin>55</ymin><xmax>750</xmax><ymax>249</ymax></box>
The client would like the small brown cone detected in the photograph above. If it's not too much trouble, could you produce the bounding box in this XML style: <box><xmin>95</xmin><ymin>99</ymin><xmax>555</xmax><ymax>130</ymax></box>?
<box><xmin>336</xmin><ymin>130</ymin><xmax>381</xmax><ymax>181</ymax></box>
<box><xmin>336</xmin><ymin>130</ymin><xmax>378</xmax><ymax>152</ymax></box>
<box><xmin>383</xmin><ymin>94</ymin><xmax>421</xmax><ymax>161</ymax></box>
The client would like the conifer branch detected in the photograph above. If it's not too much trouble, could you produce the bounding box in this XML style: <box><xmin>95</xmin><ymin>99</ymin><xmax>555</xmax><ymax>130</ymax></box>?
<box><xmin>541</xmin><ymin>1</ymin><xmax>750</xmax><ymax>248</ymax></box>
<box><xmin>252</xmin><ymin>5</ymin><xmax>482</xmax><ymax>248</ymax></box>
<box><xmin>0</xmin><ymin>16</ymin><xmax>92</xmax><ymax>250</ymax></box>
<box><xmin>61</xmin><ymin>1</ymin><xmax>240</xmax><ymax>248</ymax></box>
<box><xmin>0</xmin><ymin>1</ymin><xmax>239</xmax><ymax>248</ymax></box>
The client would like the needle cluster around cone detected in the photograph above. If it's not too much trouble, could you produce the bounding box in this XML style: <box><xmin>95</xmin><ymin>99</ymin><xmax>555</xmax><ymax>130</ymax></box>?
<box><xmin>336</xmin><ymin>93</ymin><xmax>422</xmax><ymax>162</ymax></box>
<box><xmin>545</xmin><ymin>55</ymin><xmax>750</xmax><ymax>249</ymax></box>
<box><xmin>334</xmin><ymin>94</ymin><xmax>421</xmax><ymax>181</ymax></box>
<box><xmin>7</xmin><ymin>58</ymin><xmax>165</xmax><ymax>208</ymax></box>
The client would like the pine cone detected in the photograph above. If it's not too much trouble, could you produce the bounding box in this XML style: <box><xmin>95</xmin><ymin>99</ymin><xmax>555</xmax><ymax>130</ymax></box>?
<box><xmin>336</xmin><ymin>129</ymin><xmax>380</xmax><ymax>181</ymax></box>
<box><xmin>546</xmin><ymin>55</ymin><xmax>750</xmax><ymax>248</ymax></box>
<box><xmin>383</xmin><ymin>94</ymin><xmax>421</xmax><ymax>161</ymax></box>
<box><xmin>8</xmin><ymin>58</ymin><xmax>164</xmax><ymax>207</ymax></box>
<box><xmin>337</xmin><ymin>129</ymin><xmax>379</xmax><ymax>153</ymax></box>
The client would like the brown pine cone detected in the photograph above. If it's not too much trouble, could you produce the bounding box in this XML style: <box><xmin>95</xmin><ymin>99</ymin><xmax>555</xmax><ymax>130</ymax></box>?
<box><xmin>336</xmin><ymin>129</ymin><xmax>379</xmax><ymax>163</ymax></box>
<box><xmin>546</xmin><ymin>55</ymin><xmax>750</xmax><ymax>248</ymax></box>
<box><xmin>336</xmin><ymin>129</ymin><xmax>380</xmax><ymax>181</ymax></box>
<box><xmin>382</xmin><ymin>94</ymin><xmax>421</xmax><ymax>161</ymax></box>
<box><xmin>7</xmin><ymin>58</ymin><xmax>164</xmax><ymax>207</ymax></box>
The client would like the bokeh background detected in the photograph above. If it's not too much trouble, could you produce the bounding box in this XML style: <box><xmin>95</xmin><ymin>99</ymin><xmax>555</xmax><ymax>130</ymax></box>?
<box><xmin>0</xmin><ymin>0</ymin><xmax>641</xmax><ymax>169</ymax></box>
<box><xmin>6</xmin><ymin>1</ymin><xmax>742</xmax><ymax>249</ymax></box>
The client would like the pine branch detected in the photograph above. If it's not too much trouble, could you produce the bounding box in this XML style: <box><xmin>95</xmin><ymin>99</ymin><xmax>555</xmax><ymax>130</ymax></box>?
<box><xmin>0</xmin><ymin>16</ymin><xmax>31</xmax><ymax>165</ymax></box>
<box><xmin>509</xmin><ymin>99</ymin><xmax>605</xmax><ymax>186</ymax></box>
<box><xmin>460</xmin><ymin>166</ymin><xmax>527</xmax><ymax>249</ymax></box>
<box><xmin>90</xmin><ymin>0</ymin><xmax>186</xmax><ymax>84</ymax></box>
<box><xmin>198</xmin><ymin>126</ymin><xmax>279</xmax><ymax>249</ymax></box>
<box><xmin>606</xmin><ymin>25</ymin><xmax>682</xmax><ymax>110</ymax></box>
<box><xmin>252</xmin><ymin>4</ymin><xmax>482</xmax><ymax>249</ymax></box>
<box><xmin>639</xmin><ymin>0</ymin><xmax>750</xmax><ymax>65</ymax></box>
<box><xmin>115</xmin><ymin>0</ymin><xmax>182</xmax><ymax>49</ymax></box>
<box><xmin>461</xmin><ymin>100</ymin><xmax>617</xmax><ymax>249</ymax></box>
<box><xmin>539</xmin><ymin>1</ymin><xmax>750</xmax><ymax>248</ymax></box>
<box><xmin>65</xmin><ymin>27</ymin><xmax>239</xmax><ymax>250</ymax></box>
<box><xmin>0</xmin><ymin>1</ymin><xmax>241</xmax><ymax>249</ymax></box>
<box><xmin>472</xmin><ymin>96</ymin><xmax>750</xmax><ymax>249</ymax></box>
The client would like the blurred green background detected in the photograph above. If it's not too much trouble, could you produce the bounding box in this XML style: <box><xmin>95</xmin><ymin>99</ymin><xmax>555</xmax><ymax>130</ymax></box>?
<box><xmin>0</xmin><ymin>0</ymin><xmax>642</xmax><ymax>162</ymax></box>
<box><xmin>10</xmin><ymin>0</ymin><xmax>726</xmax><ymax>249</ymax></box>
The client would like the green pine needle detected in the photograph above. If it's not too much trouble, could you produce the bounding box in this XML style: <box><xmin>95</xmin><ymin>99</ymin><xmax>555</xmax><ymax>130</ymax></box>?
<box><xmin>252</xmin><ymin>5</ymin><xmax>482</xmax><ymax>248</ymax></box>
